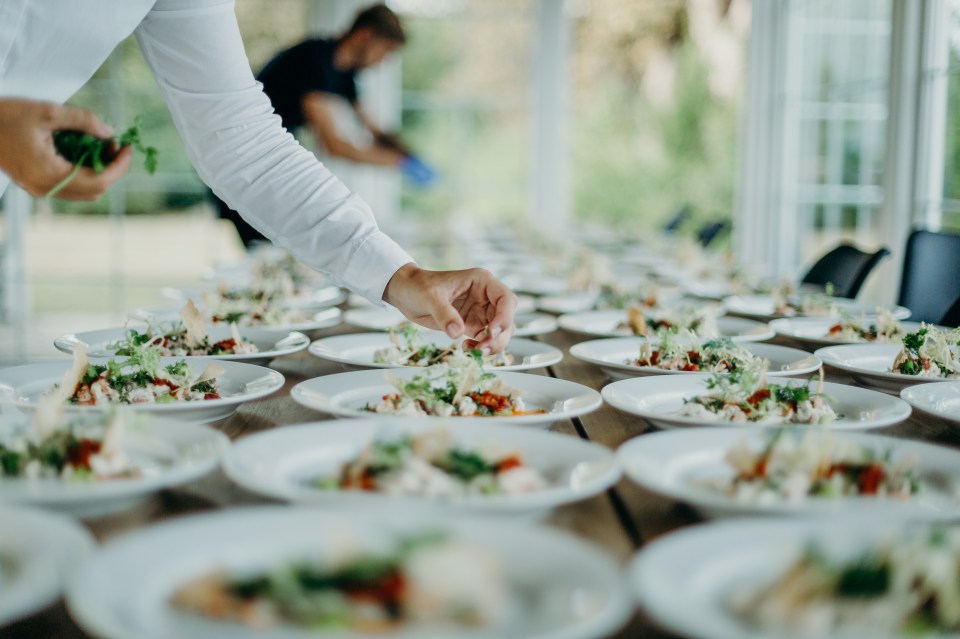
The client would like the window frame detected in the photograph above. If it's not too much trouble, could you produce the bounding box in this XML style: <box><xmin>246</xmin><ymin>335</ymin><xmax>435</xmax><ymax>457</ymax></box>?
<box><xmin>738</xmin><ymin>0</ymin><xmax>951</xmax><ymax>302</ymax></box>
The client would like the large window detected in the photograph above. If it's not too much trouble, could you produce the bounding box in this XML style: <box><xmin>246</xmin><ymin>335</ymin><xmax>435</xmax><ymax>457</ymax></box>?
<box><xmin>397</xmin><ymin>0</ymin><xmax>752</xmax><ymax>233</ymax></box>
<box><xmin>397</xmin><ymin>1</ymin><xmax>535</xmax><ymax>222</ymax></box>
<box><xmin>570</xmin><ymin>0</ymin><xmax>750</xmax><ymax>234</ymax></box>
<box><xmin>737</xmin><ymin>0</ymin><xmax>895</xmax><ymax>288</ymax></box>
<box><xmin>939</xmin><ymin>0</ymin><xmax>960</xmax><ymax>231</ymax></box>
<box><xmin>740</xmin><ymin>0</ymin><xmax>960</xmax><ymax>301</ymax></box>
<box><xmin>784</xmin><ymin>0</ymin><xmax>892</xmax><ymax>268</ymax></box>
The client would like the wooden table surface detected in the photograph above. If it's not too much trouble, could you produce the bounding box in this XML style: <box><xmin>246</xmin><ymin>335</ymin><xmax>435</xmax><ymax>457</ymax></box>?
<box><xmin>6</xmin><ymin>321</ymin><xmax>956</xmax><ymax>639</ymax></box>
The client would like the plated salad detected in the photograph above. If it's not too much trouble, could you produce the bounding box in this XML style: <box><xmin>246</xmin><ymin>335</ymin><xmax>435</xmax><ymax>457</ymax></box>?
<box><xmin>596</xmin><ymin>284</ymin><xmax>663</xmax><ymax>310</ymax></box>
<box><xmin>367</xmin><ymin>363</ymin><xmax>543</xmax><ymax>417</ymax></box>
<box><xmin>373</xmin><ymin>325</ymin><xmax>514</xmax><ymax>368</ymax></box>
<box><xmin>248</xmin><ymin>252</ymin><xmax>323</xmax><ymax>289</ymax></box>
<box><xmin>112</xmin><ymin>301</ymin><xmax>257</xmax><ymax>357</ymax></box>
<box><xmin>54</xmin><ymin>345</ymin><xmax>224</xmax><ymax>406</ymax></box>
<box><xmin>826</xmin><ymin>310</ymin><xmax>905</xmax><ymax>343</ymax></box>
<box><xmin>209</xmin><ymin>302</ymin><xmax>310</xmax><ymax>328</ymax></box>
<box><xmin>678</xmin><ymin>364</ymin><xmax>837</xmax><ymax>424</ymax></box>
<box><xmin>203</xmin><ymin>271</ymin><xmax>303</xmax><ymax>305</ymax></box>
<box><xmin>701</xmin><ymin>430</ymin><xmax>921</xmax><ymax>503</ymax></box>
<box><xmin>201</xmin><ymin>274</ymin><xmax>319</xmax><ymax>327</ymax></box>
<box><xmin>891</xmin><ymin>325</ymin><xmax>960</xmax><ymax>378</ymax></box>
<box><xmin>630</xmin><ymin>331</ymin><xmax>760</xmax><ymax>373</ymax></box>
<box><xmin>734</xmin><ymin>528</ymin><xmax>960</xmax><ymax>635</ymax></box>
<box><xmin>0</xmin><ymin>404</ymin><xmax>137</xmax><ymax>481</ymax></box>
<box><xmin>313</xmin><ymin>427</ymin><xmax>546</xmax><ymax>497</ymax></box>
<box><xmin>171</xmin><ymin>534</ymin><xmax>507</xmax><ymax>632</ymax></box>
<box><xmin>772</xmin><ymin>290</ymin><xmax>838</xmax><ymax>318</ymax></box>
<box><xmin>621</xmin><ymin>306</ymin><xmax>719</xmax><ymax>338</ymax></box>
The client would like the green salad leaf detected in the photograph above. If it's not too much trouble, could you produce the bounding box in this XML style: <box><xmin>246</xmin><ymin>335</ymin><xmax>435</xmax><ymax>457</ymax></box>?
<box><xmin>47</xmin><ymin>117</ymin><xmax>158</xmax><ymax>199</ymax></box>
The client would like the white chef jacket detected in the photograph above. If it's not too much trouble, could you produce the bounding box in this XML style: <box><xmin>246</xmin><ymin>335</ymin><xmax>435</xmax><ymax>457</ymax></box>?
<box><xmin>0</xmin><ymin>0</ymin><xmax>414</xmax><ymax>304</ymax></box>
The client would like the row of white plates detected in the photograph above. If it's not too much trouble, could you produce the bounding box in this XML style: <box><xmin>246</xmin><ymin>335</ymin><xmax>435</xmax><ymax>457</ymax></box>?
<box><xmin>10</xmin><ymin>413</ymin><xmax>960</xmax><ymax>639</ymax></box>
<box><xmin>50</xmin><ymin>314</ymin><xmax>955</xmax><ymax>392</ymax></box>
<box><xmin>4</xmin><ymin>342</ymin><xmax>942</xmax><ymax>430</ymax></box>
<box><xmin>4</xmin><ymin>268</ymin><xmax>956</xmax><ymax>638</ymax></box>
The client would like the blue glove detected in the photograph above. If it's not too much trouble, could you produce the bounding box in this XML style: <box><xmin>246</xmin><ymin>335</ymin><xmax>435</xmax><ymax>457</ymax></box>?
<box><xmin>400</xmin><ymin>155</ymin><xmax>438</xmax><ymax>187</ymax></box>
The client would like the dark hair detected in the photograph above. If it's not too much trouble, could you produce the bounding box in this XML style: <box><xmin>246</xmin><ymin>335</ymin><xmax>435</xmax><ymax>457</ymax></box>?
<box><xmin>347</xmin><ymin>4</ymin><xmax>406</xmax><ymax>44</ymax></box>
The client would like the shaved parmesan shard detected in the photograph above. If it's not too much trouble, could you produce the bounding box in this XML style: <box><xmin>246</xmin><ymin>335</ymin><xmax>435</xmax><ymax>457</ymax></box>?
<box><xmin>812</xmin><ymin>366</ymin><xmax>826</xmax><ymax>408</ymax></box>
<box><xmin>32</xmin><ymin>396</ymin><xmax>67</xmax><ymax>441</ymax></box>
<box><xmin>98</xmin><ymin>412</ymin><xmax>125</xmax><ymax>458</ymax></box>
<box><xmin>57</xmin><ymin>345</ymin><xmax>89</xmax><ymax>403</ymax></box>
<box><xmin>625</xmin><ymin>307</ymin><xmax>647</xmax><ymax>336</ymax></box>
<box><xmin>195</xmin><ymin>363</ymin><xmax>225</xmax><ymax>384</ymax></box>
<box><xmin>452</xmin><ymin>366</ymin><xmax>477</xmax><ymax>404</ymax></box>
<box><xmin>180</xmin><ymin>300</ymin><xmax>208</xmax><ymax>349</ymax></box>
<box><xmin>230</xmin><ymin>322</ymin><xmax>243</xmax><ymax>345</ymax></box>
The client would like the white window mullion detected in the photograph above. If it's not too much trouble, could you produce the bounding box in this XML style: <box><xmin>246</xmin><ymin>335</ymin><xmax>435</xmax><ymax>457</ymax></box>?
<box><xmin>915</xmin><ymin>0</ymin><xmax>949</xmax><ymax>229</ymax></box>
<box><xmin>737</xmin><ymin>0</ymin><xmax>796</xmax><ymax>278</ymax></box>
<box><xmin>879</xmin><ymin>0</ymin><xmax>948</xmax><ymax>302</ymax></box>
<box><xmin>775</xmin><ymin>0</ymin><xmax>804</xmax><ymax>277</ymax></box>
<box><xmin>531</xmin><ymin>0</ymin><xmax>570</xmax><ymax>230</ymax></box>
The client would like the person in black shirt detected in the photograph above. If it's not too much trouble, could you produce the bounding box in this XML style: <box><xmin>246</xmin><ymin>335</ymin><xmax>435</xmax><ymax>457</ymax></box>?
<box><xmin>216</xmin><ymin>3</ymin><xmax>435</xmax><ymax>247</ymax></box>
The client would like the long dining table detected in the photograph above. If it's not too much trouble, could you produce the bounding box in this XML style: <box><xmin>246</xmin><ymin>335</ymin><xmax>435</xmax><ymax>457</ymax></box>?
<box><xmin>6</xmin><ymin>317</ymin><xmax>955</xmax><ymax>639</ymax></box>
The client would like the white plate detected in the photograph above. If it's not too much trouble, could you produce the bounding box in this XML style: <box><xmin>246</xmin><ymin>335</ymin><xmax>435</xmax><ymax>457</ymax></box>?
<box><xmin>630</xmin><ymin>518</ymin><xmax>943</xmax><ymax>639</ymax></box>
<box><xmin>677</xmin><ymin>277</ymin><xmax>736</xmax><ymax>300</ymax></box>
<box><xmin>901</xmin><ymin>381</ymin><xmax>960</xmax><ymax>426</ymax></box>
<box><xmin>503</xmin><ymin>275</ymin><xmax>570</xmax><ymax>297</ymax></box>
<box><xmin>601</xmin><ymin>374</ymin><xmax>911</xmax><ymax>430</ymax></box>
<box><xmin>0</xmin><ymin>358</ymin><xmax>284</xmax><ymax>423</ymax></box>
<box><xmin>163</xmin><ymin>284</ymin><xmax>345</xmax><ymax>309</ymax></box>
<box><xmin>558</xmin><ymin>311</ymin><xmax>774</xmax><ymax>342</ymax></box>
<box><xmin>511</xmin><ymin>312</ymin><xmax>559</xmax><ymax>337</ymax></box>
<box><xmin>0</xmin><ymin>417</ymin><xmax>229</xmax><ymax>518</ymax></box>
<box><xmin>54</xmin><ymin>326</ymin><xmax>310</xmax><ymax>366</ymax></box>
<box><xmin>816</xmin><ymin>343</ymin><xmax>958</xmax><ymax>394</ymax></box>
<box><xmin>570</xmin><ymin>339</ymin><xmax>821</xmax><ymax>381</ymax></box>
<box><xmin>770</xmin><ymin>317</ymin><xmax>931</xmax><ymax>349</ymax></box>
<box><xmin>514</xmin><ymin>295</ymin><xmax>538</xmax><ymax>314</ymax></box>
<box><xmin>365</xmin><ymin>288</ymin><xmax>535</xmax><ymax>314</ymax></box>
<box><xmin>0</xmin><ymin>505</ymin><xmax>94</xmax><ymax>625</ymax></box>
<box><xmin>344</xmin><ymin>292</ymin><xmax>540</xmax><ymax>312</ymax></box>
<box><xmin>201</xmin><ymin>262</ymin><xmax>331</xmax><ymax>290</ymax></box>
<box><xmin>223</xmin><ymin>419</ymin><xmax>620</xmax><ymax>516</ymax></box>
<box><xmin>342</xmin><ymin>305</ymin><xmax>407</xmax><ymax>330</ymax></box>
<box><xmin>291</xmin><ymin>369</ymin><xmax>602</xmax><ymax>427</ymax></box>
<box><xmin>537</xmin><ymin>292</ymin><xmax>603</xmax><ymax>315</ymax></box>
<box><xmin>308</xmin><ymin>332</ymin><xmax>563</xmax><ymax>372</ymax></box>
<box><xmin>130</xmin><ymin>305</ymin><xmax>342</xmax><ymax>333</ymax></box>
<box><xmin>618</xmin><ymin>426</ymin><xmax>960</xmax><ymax>519</ymax></box>
<box><xmin>537</xmin><ymin>289</ymin><xmax>685</xmax><ymax>315</ymax></box>
<box><xmin>345</xmin><ymin>307</ymin><xmax>558</xmax><ymax>338</ymax></box>
<box><xmin>723</xmin><ymin>294</ymin><xmax>911</xmax><ymax>321</ymax></box>
<box><xmin>67</xmin><ymin>506</ymin><xmax>632</xmax><ymax>639</ymax></box>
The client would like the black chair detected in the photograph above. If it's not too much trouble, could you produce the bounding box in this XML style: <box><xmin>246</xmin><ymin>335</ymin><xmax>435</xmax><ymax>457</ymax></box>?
<box><xmin>697</xmin><ymin>220</ymin><xmax>729</xmax><ymax>247</ymax></box>
<box><xmin>800</xmin><ymin>243</ymin><xmax>890</xmax><ymax>299</ymax></box>
<box><xmin>897</xmin><ymin>229</ymin><xmax>960</xmax><ymax>323</ymax></box>
<box><xmin>941</xmin><ymin>294</ymin><xmax>960</xmax><ymax>328</ymax></box>
<box><xmin>662</xmin><ymin>205</ymin><xmax>691</xmax><ymax>234</ymax></box>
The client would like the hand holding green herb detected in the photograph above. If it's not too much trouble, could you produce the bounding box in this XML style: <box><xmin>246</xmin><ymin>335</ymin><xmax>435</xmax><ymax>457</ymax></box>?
<box><xmin>47</xmin><ymin>117</ymin><xmax>158</xmax><ymax>199</ymax></box>
<box><xmin>0</xmin><ymin>98</ymin><xmax>135</xmax><ymax>201</ymax></box>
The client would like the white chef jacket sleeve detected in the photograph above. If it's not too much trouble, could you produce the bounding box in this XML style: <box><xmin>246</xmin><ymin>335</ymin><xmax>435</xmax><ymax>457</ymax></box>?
<box><xmin>133</xmin><ymin>0</ymin><xmax>413</xmax><ymax>304</ymax></box>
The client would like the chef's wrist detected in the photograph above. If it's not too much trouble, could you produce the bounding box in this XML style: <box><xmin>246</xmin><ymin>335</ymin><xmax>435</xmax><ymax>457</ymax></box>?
<box><xmin>382</xmin><ymin>262</ymin><xmax>420</xmax><ymax>305</ymax></box>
